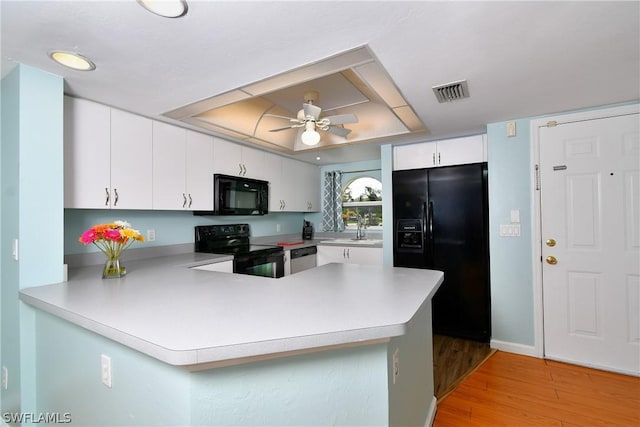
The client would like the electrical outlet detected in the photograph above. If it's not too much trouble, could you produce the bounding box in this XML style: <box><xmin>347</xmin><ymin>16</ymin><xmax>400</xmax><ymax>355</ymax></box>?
<box><xmin>101</xmin><ymin>354</ymin><xmax>112</xmax><ymax>388</ymax></box>
<box><xmin>147</xmin><ymin>229</ymin><xmax>156</xmax><ymax>242</ymax></box>
<box><xmin>2</xmin><ymin>366</ymin><xmax>8</xmax><ymax>390</ymax></box>
<box><xmin>392</xmin><ymin>348</ymin><xmax>400</xmax><ymax>385</ymax></box>
<box><xmin>12</xmin><ymin>239</ymin><xmax>18</xmax><ymax>261</ymax></box>
<box><xmin>276</xmin><ymin>224</ymin><xmax>281</xmax><ymax>233</ymax></box>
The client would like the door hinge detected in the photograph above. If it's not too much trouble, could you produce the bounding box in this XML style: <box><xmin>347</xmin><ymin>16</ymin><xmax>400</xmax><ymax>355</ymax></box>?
<box><xmin>546</xmin><ymin>120</ymin><xmax>558</xmax><ymax>127</ymax></box>
<box><xmin>535</xmin><ymin>164</ymin><xmax>541</xmax><ymax>190</ymax></box>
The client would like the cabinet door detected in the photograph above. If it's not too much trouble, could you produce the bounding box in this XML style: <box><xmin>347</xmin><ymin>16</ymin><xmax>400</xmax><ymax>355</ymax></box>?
<box><xmin>64</xmin><ymin>97</ymin><xmax>111</xmax><ymax>208</ymax></box>
<box><xmin>345</xmin><ymin>247</ymin><xmax>383</xmax><ymax>265</ymax></box>
<box><xmin>110</xmin><ymin>109</ymin><xmax>153</xmax><ymax>209</ymax></box>
<box><xmin>191</xmin><ymin>261</ymin><xmax>233</xmax><ymax>273</ymax></box>
<box><xmin>213</xmin><ymin>138</ymin><xmax>243</xmax><ymax>176</ymax></box>
<box><xmin>185</xmin><ymin>130</ymin><xmax>214</xmax><ymax>210</ymax></box>
<box><xmin>152</xmin><ymin>121</ymin><xmax>186</xmax><ymax>210</ymax></box>
<box><xmin>240</xmin><ymin>146</ymin><xmax>266</xmax><ymax>180</ymax></box>
<box><xmin>283</xmin><ymin>158</ymin><xmax>308</xmax><ymax>211</ymax></box>
<box><xmin>299</xmin><ymin>162</ymin><xmax>320</xmax><ymax>211</ymax></box>
<box><xmin>316</xmin><ymin>246</ymin><xmax>347</xmax><ymax>266</ymax></box>
<box><xmin>436</xmin><ymin>134</ymin><xmax>485</xmax><ymax>167</ymax></box>
<box><xmin>393</xmin><ymin>142</ymin><xmax>437</xmax><ymax>170</ymax></box>
<box><xmin>263</xmin><ymin>153</ymin><xmax>284</xmax><ymax>212</ymax></box>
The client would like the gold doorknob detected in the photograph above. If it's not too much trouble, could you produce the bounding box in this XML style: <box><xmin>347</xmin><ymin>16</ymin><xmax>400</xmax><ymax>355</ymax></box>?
<box><xmin>546</xmin><ymin>256</ymin><xmax>558</xmax><ymax>265</ymax></box>
<box><xmin>546</xmin><ymin>239</ymin><xmax>556</xmax><ymax>247</ymax></box>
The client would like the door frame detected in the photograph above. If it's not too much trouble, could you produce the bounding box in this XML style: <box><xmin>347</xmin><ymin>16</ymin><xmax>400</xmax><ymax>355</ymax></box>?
<box><xmin>530</xmin><ymin>103</ymin><xmax>639</xmax><ymax>358</ymax></box>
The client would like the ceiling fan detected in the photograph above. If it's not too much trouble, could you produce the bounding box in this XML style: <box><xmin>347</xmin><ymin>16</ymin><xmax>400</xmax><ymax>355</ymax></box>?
<box><xmin>266</xmin><ymin>90</ymin><xmax>358</xmax><ymax>145</ymax></box>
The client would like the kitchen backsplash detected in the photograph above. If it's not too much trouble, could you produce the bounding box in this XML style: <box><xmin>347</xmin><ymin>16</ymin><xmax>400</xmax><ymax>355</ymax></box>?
<box><xmin>64</xmin><ymin>209</ymin><xmax>309</xmax><ymax>255</ymax></box>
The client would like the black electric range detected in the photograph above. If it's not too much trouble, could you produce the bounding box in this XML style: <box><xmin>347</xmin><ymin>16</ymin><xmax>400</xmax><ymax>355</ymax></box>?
<box><xmin>194</xmin><ymin>224</ymin><xmax>284</xmax><ymax>278</ymax></box>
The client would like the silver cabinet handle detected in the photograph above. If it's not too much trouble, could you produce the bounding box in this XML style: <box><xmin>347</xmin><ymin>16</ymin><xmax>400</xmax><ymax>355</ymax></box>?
<box><xmin>182</xmin><ymin>193</ymin><xmax>187</xmax><ymax>208</ymax></box>
<box><xmin>188</xmin><ymin>193</ymin><xmax>193</xmax><ymax>208</ymax></box>
<box><xmin>438</xmin><ymin>152</ymin><xmax>441</xmax><ymax>165</ymax></box>
<box><xmin>432</xmin><ymin>153</ymin><xmax>436</xmax><ymax>165</ymax></box>
<box><xmin>239</xmin><ymin>163</ymin><xmax>243</xmax><ymax>175</ymax></box>
<box><xmin>113</xmin><ymin>188</ymin><xmax>119</xmax><ymax>206</ymax></box>
<box><xmin>105</xmin><ymin>187</ymin><xmax>110</xmax><ymax>206</ymax></box>
<box><xmin>347</xmin><ymin>248</ymin><xmax>350</xmax><ymax>258</ymax></box>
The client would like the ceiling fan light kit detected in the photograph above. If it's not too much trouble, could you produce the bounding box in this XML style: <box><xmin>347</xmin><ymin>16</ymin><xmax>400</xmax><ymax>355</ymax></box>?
<box><xmin>267</xmin><ymin>91</ymin><xmax>358</xmax><ymax>146</ymax></box>
<box><xmin>137</xmin><ymin>0</ymin><xmax>188</xmax><ymax>18</ymax></box>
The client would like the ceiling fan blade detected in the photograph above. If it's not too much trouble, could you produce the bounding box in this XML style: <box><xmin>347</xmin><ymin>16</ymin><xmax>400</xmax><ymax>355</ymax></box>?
<box><xmin>303</xmin><ymin>103</ymin><xmax>322</xmax><ymax>120</ymax></box>
<box><xmin>324</xmin><ymin>113</ymin><xmax>358</xmax><ymax>125</ymax></box>
<box><xmin>326</xmin><ymin>126</ymin><xmax>352</xmax><ymax>137</ymax></box>
<box><xmin>264</xmin><ymin>113</ymin><xmax>298</xmax><ymax>122</ymax></box>
<box><xmin>269</xmin><ymin>126</ymin><xmax>295</xmax><ymax>132</ymax></box>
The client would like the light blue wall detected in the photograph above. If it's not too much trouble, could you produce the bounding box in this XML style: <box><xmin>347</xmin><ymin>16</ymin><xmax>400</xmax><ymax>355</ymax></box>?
<box><xmin>1</xmin><ymin>64</ymin><xmax>64</xmax><ymax>418</ymax></box>
<box><xmin>65</xmin><ymin>210</ymin><xmax>305</xmax><ymax>255</ymax></box>
<box><xmin>36</xmin><ymin>310</ymin><xmax>191</xmax><ymax>426</ymax></box>
<box><xmin>1</xmin><ymin>61</ymin><xmax>20</xmax><ymax>418</ymax></box>
<box><xmin>35</xmin><ymin>308</ymin><xmax>391</xmax><ymax>426</ymax></box>
<box><xmin>486</xmin><ymin>120</ymin><xmax>535</xmax><ymax>346</ymax></box>
<box><xmin>191</xmin><ymin>345</ymin><xmax>388</xmax><ymax>426</ymax></box>
<box><xmin>387</xmin><ymin>300</ymin><xmax>434</xmax><ymax>426</ymax></box>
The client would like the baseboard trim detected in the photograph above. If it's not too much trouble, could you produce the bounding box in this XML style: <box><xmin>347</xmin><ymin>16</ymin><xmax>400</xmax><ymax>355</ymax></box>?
<box><xmin>425</xmin><ymin>396</ymin><xmax>437</xmax><ymax>427</ymax></box>
<box><xmin>490</xmin><ymin>339</ymin><xmax>537</xmax><ymax>357</ymax></box>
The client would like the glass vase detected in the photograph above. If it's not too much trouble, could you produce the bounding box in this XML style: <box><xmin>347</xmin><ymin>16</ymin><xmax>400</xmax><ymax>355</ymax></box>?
<box><xmin>102</xmin><ymin>258</ymin><xmax>126</xmax><ymax>279</ymax></box>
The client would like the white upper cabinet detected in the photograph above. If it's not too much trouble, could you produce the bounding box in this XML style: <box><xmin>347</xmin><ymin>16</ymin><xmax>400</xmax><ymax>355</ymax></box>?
<box><xmin>65</xmin><ymin>96</ymin><xmax>316</xmax><ymax>213</ymax></box>
<box><xmin>64</xmin><ymin>97</ymin><xmax>152</xmax><ymax>209</ymax></box>
<box><xmin>212</xmin><ymin>138</ymin><xmax>265</xmax><ymax>179</ymax></box>
<box><xmin>64</xmin><ymin>97</ymin><xmax>111</xmax><ymax>209</ymax></box>
<box><xmin>277</xmin><ymin>158</ymin><xmax>320</xmax><ymax>212</ymax></box>
<box><xmin>239</xmin><ymin>145</ymin><xmax>267</xmax><ymax>180</ymax></box>
<box><xmin>393</xmin><ymin>134</ymin><xmax>487</xmax><ymax>170</ymax></box>
<box><xmin>152</xmin><ymin>121</ymin><xmax>187</xmax><ymax>209</ymax></box>
<box><xmin>212</xmin><ymin>138</ymin><xmax>242</xmax><ymax>176</ymax></box>
<box><xmin>185</xmin><ymin>130</ymin><xmax>214</xmax><ymax>210</ymax></box>
<box><xmin>152</xmin><ymin>123</ymin><xmax>214</xmax><ymax>210</ymax></box>
<box><xmin>110</xmin><ymin>109</ymin><xmax>153</xmax><ymax>209</ymax></box>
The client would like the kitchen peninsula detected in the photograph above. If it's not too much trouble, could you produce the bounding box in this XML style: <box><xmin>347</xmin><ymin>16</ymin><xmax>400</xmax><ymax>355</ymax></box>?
<box><xmin>19</xmin><ymin>255</ymin><xmax>443</xmax><ymax>427</ymax></box>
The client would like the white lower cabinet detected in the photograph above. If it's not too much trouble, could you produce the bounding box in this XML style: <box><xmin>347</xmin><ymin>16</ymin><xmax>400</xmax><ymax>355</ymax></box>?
<box><xmin>316</xmin><ymin>246</ymin><xmax>383</xmax><ymax>266</ymax></box>
<box><xmin>191</xmin><ymin>261</ymin><xmax>233</xmax><ymax>273</ymax></box>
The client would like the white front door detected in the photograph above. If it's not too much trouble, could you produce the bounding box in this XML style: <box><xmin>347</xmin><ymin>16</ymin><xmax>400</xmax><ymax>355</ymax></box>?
<box><xmin>539</xmin><ymin>112</ymin><xmax>639</xmax><ymax>374</ymax></box>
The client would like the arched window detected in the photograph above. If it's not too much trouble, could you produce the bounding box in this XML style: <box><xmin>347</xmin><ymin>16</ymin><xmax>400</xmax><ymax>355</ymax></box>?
<box><xmin>341</xmin><ymin>177</ymin><xmax>383</xmax><ymax>231</ymax></box>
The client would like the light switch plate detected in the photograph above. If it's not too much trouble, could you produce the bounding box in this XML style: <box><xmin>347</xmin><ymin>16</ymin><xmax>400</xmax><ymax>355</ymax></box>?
<box><xmin>510</xmin><ymin>209</ymin><xmax>521</xmax><ymax>223</ymax></box>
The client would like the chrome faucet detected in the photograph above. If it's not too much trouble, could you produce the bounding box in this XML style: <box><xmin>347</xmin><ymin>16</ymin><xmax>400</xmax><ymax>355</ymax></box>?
<box><xmin>356</xmin><ymin>214</ymin><xmax>366</xmax><ymax>240</ymax></box>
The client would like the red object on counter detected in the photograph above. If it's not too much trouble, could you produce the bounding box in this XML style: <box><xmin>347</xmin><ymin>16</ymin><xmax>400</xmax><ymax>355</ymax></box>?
<box><xmin>277</xmin><ymin>241</ymin><xmax>304</xmax><ymax>246</ymax></box>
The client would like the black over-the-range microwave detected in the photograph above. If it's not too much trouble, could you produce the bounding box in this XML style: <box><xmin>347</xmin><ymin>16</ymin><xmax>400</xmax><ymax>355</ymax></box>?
<box><xmin>194</xmin><ymin>174</ymin><xmax>269</xmax><ymax>216</ymax></box>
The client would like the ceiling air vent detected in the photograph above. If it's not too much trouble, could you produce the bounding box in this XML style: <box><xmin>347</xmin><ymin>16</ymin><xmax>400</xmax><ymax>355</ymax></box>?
<box><xmin>432</xmin><ymin>80</ymin><xmax>469</xmax><ymax>103</ymax></box>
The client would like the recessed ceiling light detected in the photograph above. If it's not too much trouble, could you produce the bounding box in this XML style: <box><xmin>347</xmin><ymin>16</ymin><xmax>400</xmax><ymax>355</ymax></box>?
<box><xmin>137</xmin><ymin>0</ymin><xmax>188</xmax><ymax>18</ymax></box>
<box><xmin>49</xmin><ymin>51</ymin><xmax>96</xmax><ymax>71</ymax></box>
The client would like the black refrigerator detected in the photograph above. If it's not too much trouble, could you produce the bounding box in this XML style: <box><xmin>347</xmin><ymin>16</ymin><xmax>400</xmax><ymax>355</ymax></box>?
<box><xmin>392</xmin><ymin>163</ymin><xmax>490</xmax><ymax>342</ymax></box>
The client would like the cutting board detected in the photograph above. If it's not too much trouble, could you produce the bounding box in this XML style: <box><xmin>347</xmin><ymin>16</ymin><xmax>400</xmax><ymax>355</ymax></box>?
<box><xmin>277</xmin><ymin>241</ymin><xmax>304</xmax><ymax>247</ymax></box>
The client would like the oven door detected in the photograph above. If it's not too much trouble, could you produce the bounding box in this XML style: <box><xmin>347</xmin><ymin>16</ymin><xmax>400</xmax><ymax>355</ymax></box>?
<box><xmin>234</xmin><ymin>251</ymin><xmax>284</xmax><ymax>278</ymax></box>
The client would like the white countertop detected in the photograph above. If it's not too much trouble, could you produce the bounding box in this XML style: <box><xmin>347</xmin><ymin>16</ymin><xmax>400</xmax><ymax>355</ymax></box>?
<box><xmin>19</xmin><ymin>253</ymin><xmax>443</xmax><ymax>368</ymax></box>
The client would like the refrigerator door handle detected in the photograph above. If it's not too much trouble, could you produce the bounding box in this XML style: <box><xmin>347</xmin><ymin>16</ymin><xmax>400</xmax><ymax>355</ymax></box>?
<box><xmin>428</xmin><ymin>201</ymin><xmax>434</xmax><ymax>238</ymax></box>
<box><xmin>422</xmin><ymin>202</ymin><xmax>428</xmax><ymax>246</ymax></box>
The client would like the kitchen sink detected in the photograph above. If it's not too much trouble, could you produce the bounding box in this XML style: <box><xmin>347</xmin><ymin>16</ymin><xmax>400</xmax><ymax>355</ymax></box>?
<box><xmin>319</xmin><ymin>238</ymin><xmax>383</xmax><ymax>245</ymax></box>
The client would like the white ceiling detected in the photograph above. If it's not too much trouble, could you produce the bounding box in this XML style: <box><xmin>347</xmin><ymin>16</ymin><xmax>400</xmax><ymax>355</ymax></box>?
<box><xmin>2</xmin><ymin>1</ymin><xmax>639</xmax><ymax>165</ymax></box>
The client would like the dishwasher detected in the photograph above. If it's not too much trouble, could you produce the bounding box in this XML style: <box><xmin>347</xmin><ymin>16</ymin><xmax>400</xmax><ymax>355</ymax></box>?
<box><xmin>290</xmin><ymin>246</ymin><xmax>317</xmax><ymax>274</ymax></box>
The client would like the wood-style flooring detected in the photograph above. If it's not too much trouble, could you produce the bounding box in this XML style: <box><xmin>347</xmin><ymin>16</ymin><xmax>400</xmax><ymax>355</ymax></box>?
<box><xmin>434</xmin><ymin>350</ymin><xmax>640</xmax><ymax>426</ymax></box>
<box><xmin>433</xmin><ymin>334</ymin><xmax>495</xmax><ymax>399</ymax></box>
